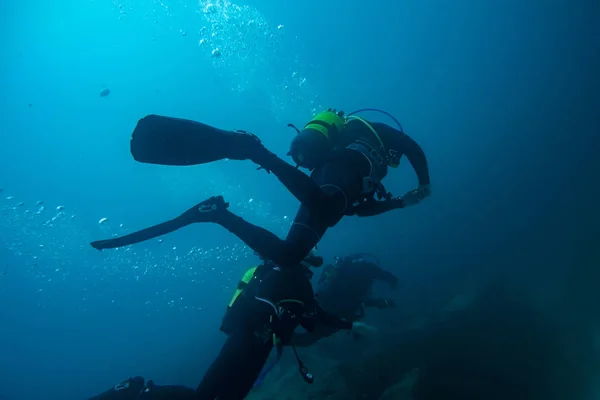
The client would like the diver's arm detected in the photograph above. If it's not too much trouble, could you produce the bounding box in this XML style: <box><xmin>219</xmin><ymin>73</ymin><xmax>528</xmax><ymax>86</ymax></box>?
<box><xmin>369</xmin><ymin>266</ymin><xmax>399</xmax><ymax>289</ymax></box>
<box><xmin>305</xmin><ymin>304</ymin><xmax>377</xmax><ymax>336</ymax></box>
<box><xmin>300</xmin><ymin>275</ymin><xmax>351</xmax><ymax>330</ymax></box>
<box><xmin>374</xmin><ymin>122</ymin><xmax>430</xmax><ymax>186</ymax></box>
<box><xmin>351</xmin><ymin>197</ymin><xmax>404</xmax><ymax>217</ymax></box>
<box><xmin>312</xmin><ymin>304</ymin><xmax>353</xmax><ymax>330</ymax></box>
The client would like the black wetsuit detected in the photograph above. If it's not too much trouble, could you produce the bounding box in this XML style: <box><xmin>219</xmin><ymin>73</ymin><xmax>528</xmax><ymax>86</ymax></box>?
<box><xmin>91</xmin><ymin>119</ymin><xmax>429</xmax><ymax>269</ymax></box>
<box><xmin>196</xmin><ymin>262</ymin><xmax>351</xmax><ymax>399</ymax></box>
<box><xmin>88</xmin><ymin>263</ymin><xmax>352</xmax><ymax>400</ymax></box>
<box><xmin>291</xmin><ymin>258</ymin><xmax>398</xmax><ymax>347</ymax></box>
<box><xmin>214</xmin><ymin>120</ymin><xmax>430</xmax><ymax>267</ymax></box>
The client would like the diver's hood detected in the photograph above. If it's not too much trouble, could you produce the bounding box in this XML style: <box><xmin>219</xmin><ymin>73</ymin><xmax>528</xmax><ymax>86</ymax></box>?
<box><xmin>288</xmin><ymin>131</ymin><xmax>331</xmax><ymax>170</ymax></box>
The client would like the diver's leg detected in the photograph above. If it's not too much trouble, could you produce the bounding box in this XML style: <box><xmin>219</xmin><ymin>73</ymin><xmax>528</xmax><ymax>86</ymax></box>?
<box><xmin>254</xmin><ymin>151</ymin><xmax>368</xmax><ymax>224</ymax></box>
<box><xmin>216</xmin><ymin>209</ymin><xmax>307</xmax><ymax>266</ymax></box>
<box><xmin>196</xmin><ymin>329</ymin><xmax>272</xmax><ymax>399</ymax></box>
<box><xmin>90</xmin><ymin>194</ymin><xmax>309</xmax><ymax>266</ymax></box>
<box><xmin>284</xmin><ymin>205</ymin><xmax>328</xmax><ymax>256</ymax></box>
<box><xmin>132</xmin><ymin>115</ymin><xmax>357</xmax><ymax>219</ymax></box>
<box><xmin>281</xmin><ymin>158</ymin><xmax>365</xmax><ymax>253</ymax></box>
<box><xmin>251</xmin><ymin>151</ymin><xmax>339</xmax><ymax>219</ymax></box>
<box><xmin>218</xmin><ymin>157</ymin><xmax>364</xmax><ymax>265</ymax></box>
<box><xmin>218</xmin><ymin>155</ymin><xmax>366</xmax><ymax>264</ymax></box>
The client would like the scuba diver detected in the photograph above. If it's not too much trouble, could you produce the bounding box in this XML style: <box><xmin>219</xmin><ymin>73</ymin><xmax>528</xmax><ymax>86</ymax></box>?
<box><xmin>88</xmin><ymin>257</ymin><xmax>375</xmax><ymax>400</ymax></box>
<box><xmin>90</xmin><ymin>108</ymin><xmax>431</xmax><ymax>269</ymax></box>
<box><xmin>291</xmin><ymin>253</ymin><xmax>398</xmax><ymax>347</ymax></box>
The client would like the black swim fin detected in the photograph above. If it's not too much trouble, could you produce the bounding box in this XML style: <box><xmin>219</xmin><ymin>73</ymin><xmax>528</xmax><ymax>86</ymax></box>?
<box><xmin>90</xmin><ymin>196</ymin><xmax>229</xmax><ymax>250</ymax></box>
<box><xmin>130</xmin><ymin>115</ymin><xmax>261</xmax><ymax>166</ymax></box>
<box><xmin>90</xmin><ymin>217</ymin><xmax>189</xmax><ymax>250</ymax></box>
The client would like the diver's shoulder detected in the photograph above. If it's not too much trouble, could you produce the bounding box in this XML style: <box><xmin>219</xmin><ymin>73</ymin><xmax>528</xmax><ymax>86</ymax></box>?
<box><xmin>345</xmin><ymin>118</ymin><xmax>367</xmax><ymax>131</ymax></box>
<box><xmin>371</xmin><ymin>121</ymin><xmax>402</xmax><ymax>134</ymax></box>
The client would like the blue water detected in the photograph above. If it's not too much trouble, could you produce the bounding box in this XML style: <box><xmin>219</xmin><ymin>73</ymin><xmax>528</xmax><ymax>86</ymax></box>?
<box><xmin>1</xmin><ymin>0</ymin><xmax>598</xmax><ymax>399</ymax></box>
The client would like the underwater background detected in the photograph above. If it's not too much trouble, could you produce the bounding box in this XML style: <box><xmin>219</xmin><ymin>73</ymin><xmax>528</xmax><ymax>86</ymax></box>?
<box><xmin>1</xmin><ymin>0</ymin><xmax>599</xmax><ymax>399</ymax></box>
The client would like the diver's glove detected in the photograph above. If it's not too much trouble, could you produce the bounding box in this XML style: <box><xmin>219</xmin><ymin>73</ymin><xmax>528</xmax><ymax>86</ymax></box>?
<box><xmin>351</xmin><ymin>321</ymin><xmax>378</xmax><ymax>335</ymax></box>
<box><xmin>401</xmin><ymin>184</ymin><xmax>431</xmax><ymax>207</ymax></box>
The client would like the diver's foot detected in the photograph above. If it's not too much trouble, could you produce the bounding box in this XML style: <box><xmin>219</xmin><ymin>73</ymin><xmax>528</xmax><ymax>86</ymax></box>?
<box><xmin>191</xmin><ymin>195</ymin><xmax>230</xmax><ymax>223</ymax></box>
<box><xmin>228</xmin><ymin>131</ymin><xmax>274</xmax><ymax>169</ymax></box>
<box><xmin>227</xmin><ymin>131</ymin><xmax>265</xmax><ymax>160</ymax></box>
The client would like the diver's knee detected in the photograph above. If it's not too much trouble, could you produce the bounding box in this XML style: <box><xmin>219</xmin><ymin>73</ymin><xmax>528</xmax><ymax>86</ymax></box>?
<box><xmin>319</xmin><ymin>184</ymin><xmax>348</xmax><ymax>216</ymax></box>
<box><xmin>285</xmin><ymin>224</ymin><xmax>322</xmax><ymax>257</ymax></box>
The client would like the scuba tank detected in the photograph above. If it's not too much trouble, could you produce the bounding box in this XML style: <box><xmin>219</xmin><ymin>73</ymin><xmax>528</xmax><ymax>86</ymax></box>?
<box><xmin>287</xmin><ymin>108</ymin><xmax>404</xmax><ymax>170</ymax></box>
<box><xmin>288</xmin><ymin>109</ymin><xmax>346</xmax><ymax>170</ymax></box>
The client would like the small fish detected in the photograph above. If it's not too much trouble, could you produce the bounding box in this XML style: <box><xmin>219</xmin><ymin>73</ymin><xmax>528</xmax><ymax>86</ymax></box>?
<box><xmin>100</xmin><ymin>88</ymin><xmax>111</xmax><ymax>97</ymax></box>
<box><xmin>99</xmin><ymin>217</ymin><xmax>109</xmax><ymax>225</ymax></box>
